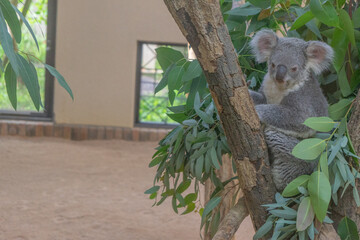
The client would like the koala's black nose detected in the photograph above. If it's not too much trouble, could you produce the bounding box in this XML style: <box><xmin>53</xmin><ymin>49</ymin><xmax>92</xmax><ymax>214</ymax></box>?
<box><xmin>276</xmin><ymin>65</ymin><xmax>287</xmax><ymax>82</ymax></box>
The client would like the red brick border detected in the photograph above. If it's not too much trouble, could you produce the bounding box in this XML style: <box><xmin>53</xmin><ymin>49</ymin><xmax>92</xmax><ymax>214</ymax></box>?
<box><xmin>0</xmin><ymin>120</ymin><xmax>170</xmax><ymax>141</ymax></box>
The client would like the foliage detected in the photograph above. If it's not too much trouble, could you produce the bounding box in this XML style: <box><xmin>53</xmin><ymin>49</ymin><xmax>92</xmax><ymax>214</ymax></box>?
<box><xmin>146</xmin><ymin>0</ymin><xmax>360</xmax><ymax>238</ymax></box>
<box><xmin>255</xmin><ymin>113</ymin><xmax>360</xmax><ymax>239</ymax></box>
<box><xmin>0</xmin><ymin>0</ymin><xmax>72</xmax><ymax>111</ymax></box>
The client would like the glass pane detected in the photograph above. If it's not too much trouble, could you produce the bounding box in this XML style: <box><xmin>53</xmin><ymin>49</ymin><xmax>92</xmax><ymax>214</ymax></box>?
<box><xmin>0</xmin><ymin>0</ymin><xmax>48</xmax><ymax>111</ymax></box>
<box><xmin>138</xmin><ymin>43</ymin><xmax>187</xmax><ymax>124</ymax></box>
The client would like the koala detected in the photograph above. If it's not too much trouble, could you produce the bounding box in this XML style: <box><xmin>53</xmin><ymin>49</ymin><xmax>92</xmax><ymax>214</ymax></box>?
<box><xmin>249</xmin><ymin>29</ymin><xmax>333</xmax><ymax>190</ymax></box>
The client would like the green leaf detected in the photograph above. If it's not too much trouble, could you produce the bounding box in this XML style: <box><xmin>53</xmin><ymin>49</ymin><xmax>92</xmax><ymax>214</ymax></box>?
<box><xmin>248</xmin><ymin>0</ymin><xmax>271</xmax><ymax>8</ymax></box>
<box><xmin>201</xmin><ymin>196</ymin><xmax>221</xmax><ymax>224</ymax></box>
<box><xmin>319</xmin><ymin>152</ymin><xmax>329</xmax><ymax>179</ymax></box>
<box><xmin>184</xmin><ymin>193</ymin><xmax>197</xmax><ymax>204</ymax></box>
<box><xmin>296</xmin><ymin>197</ymin><xmax>315</xmax><ymax>231</ymax></box>
<box><xmin>12</xmin><ymin>5</ymin><xmax>39</xmax><ymax>50</ymax></box>
<box><xmin>0</xmin><ymin>6</ymin><xmax>19</xmax><ymax>75</ymax></box>
<box><xmin>339</xmin><ymin>9</ymin><xmax>356</xmax><ymax>47</ymax></box>
<box><xmin>149</xmin><ymin>155</ymin><xmax>165</xmax><ymax>168</ymax></box>
<box><xmin>172</xmin><ymin>195</ymin><xmax>178</xmax><ymax>213</ymax></box>
<box><xmin>4</xmin><ymin>63</ymin><xmax>17</xmax><ymax>110</ymax></box>
<box><xmin>181</xmin><ymin>202</ymin><xmax>195</xmax><ymax>215</ymax></box>
<box><xmin>353</xmin><ymin>7</ymin><xmax>360</xmax><ymax>28</ymax></box>
<box><xmin>176</xmin><ymin>179</ymin><xmax>191</xmax><ymax>194</ymax></box>
<box><xmin>338</xmin><ymin>67</ymin><xmax>352</xmax><ymax>97</ymax></box>
<box><xmin>195</xmin><ymin>155</ymin><xmax>204</xmax><ymax>180</ymax></box>
<box><xmin>155</xmin><ymin>47</ymin><xmax>184</xmax><ymax>71</ymax></box>
<box><xmin>291</xmin><ymin>10</ymin><xmax>314</xmax><ymax>31</ymax></box>
<box><xmin>175</xmin><ymin>193</ymin><xmax>186</xmax><ymax>207</ymax></box>
<box><xmin>0</xmin><ymin>0</ymin><xmax>21</xmax><ymax>43</ymax></box>
<box><xmin>226</xmin><ymin>3</ymin><xmax>261</xmax><ymax>16</ymax></box>
<box><xmin>17</xmin><ymin>54</ymin><xmax>41</xmax><ymax>110</ymax></box>
<box><xmin>154</xmin><ymin>64</ymin><xmax>174</xmax><ymax>94</ymax></box>
<box><xmin>210</xmin><ymin>147</ymin><xmax>220</xmax><ymax>169</ymax></box>
<box><xmin>331</xmin><ymin>28</ymin><xmax>348</xmax><ymax>73</ymax></box>
<box><xmin>183</xmin><ymin>119</ymin><xmax>197</xmax><ymax>126</ymax></box>
<box><xmin>168</xmin><ymin>65</ymin><xmax>185</xmax><ymax>92</ymax></box>
<box><xmin>309</xmin><ymin>0</ymin><xmax>339</xmax><ymax>28</ymax></box>
<box><xmin>269</xmin><ymin>209</ymin><xmax>297</xmax><ymax>219</ymax></box>
<box><xmin>292</xmin><ymin>138</ymin><xmax>326</xmax><ymax>160</ymax></box>
<box><xmin>182</xmin><ymin>60</ymin><xmax>202</xmax><ymax>82</ymax></box>
<box><xmin>282</xmin><ymin>175</ymin><xmax>310</xmax><ymax>197</ymax></box>
<box><xmin>44</xmin><ymin>64</ymin><xmax>73</xmax><ymax>100</ymax></box>
<box><xmin>337</xmin><ymin>217</ymin><xmax>359</xmax><ymax>240</ymax></box>
<box><xmin>144</xmin><ymin>185</ymin><xmax>160</xmax><ymax>194</ymax></box>
<box><xmin>329</xmin><ymin>98</ymin><xmax>353</xmax><ymax>120</ymax></box>
<box><xmin>308</xmin><ymin>171</ymin><xmax>331</xmax><ymax>222</ymax></box>
<box><xmin>253</xmin><ymin>220</ymin><xmax>273</xmax><ymax>240</ymax></box>
<box><xmin>303</xmin><ymin>117</ymin><xmax>335</xmax><ymax>132</ymax></box>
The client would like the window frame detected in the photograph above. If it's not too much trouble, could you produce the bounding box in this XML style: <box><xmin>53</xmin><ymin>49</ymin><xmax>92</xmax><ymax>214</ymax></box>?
<box><xmin>134</xmin><ymin>40</ymin><xmax>187</xmax><ymax>129</ymax></box>
<box><xmin>0</xmin><ymin>0</ymin><xmax>57</xmax><ymax>121</ymax></box>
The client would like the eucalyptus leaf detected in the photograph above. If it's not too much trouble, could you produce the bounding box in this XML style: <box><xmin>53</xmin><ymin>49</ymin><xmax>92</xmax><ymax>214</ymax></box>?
<box><xmin>45</xmin><ymin>64</ymin><xmax>73</xmax><ymax>100</ymax></box>
<box><xmin>292</xmin><ymin>138</ymin><xmax>326</xmax><ymax>160</ymax></box>
<box><xmin>182</xmin><ymin>60</ymin><xmax>202</xmax><ymax>82</ymax></box>
<box><xmin>254</xmin><ymin>219</ymin><xmax>274</xmax><ymax>240</ymax></box>
<box><xmin>156</xmin><ymin>47</ymin><xmax>184</xmax><ymax>71</ymax></box>
<box><xmin>328</xmin><ymin>98</ymin><xmax>353</xmax><ymax>121</ymax></box>
<box><xmin>303</xmin><ymin>117</ymin><xmax>335</xmax><ymax>132</ymax></box>
<box><xmin>296</xmin><ymin>197</ymin><xmax>315</xmax><ymax>231</ymax></box>
<box><xmin>0</xmin><ymin>0</ymin><xmax>21</xmax><ymax>43</ymax></box>
<box><xmin>337</xmin><ymin>217</ymin><xmax>359</xmax><ymax>240</ymax></box>
<box><xmin>308</xmin><ymin>171</ymin><xmax>331</xmax><ymax>222</ymax></box>
<box><xmin>282</xmin><ymin>175</ymin><xmax>310</xmax><ymax>197</ymax></box>
<box><xmin>4</xmin><ymin>63</ymin><xmax>17</xmax><ymax>110</ymax></box>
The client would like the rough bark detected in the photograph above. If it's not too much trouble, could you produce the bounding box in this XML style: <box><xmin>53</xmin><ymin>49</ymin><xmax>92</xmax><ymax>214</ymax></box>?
<box><xmin>163</xmin><ymin>0</ymin><xmax>277</xmax><ymax>231</ymax></box>
<box><xmin>212</xmin><ymin>198</ymin><xmax>248</xmax><ymax>240</ymax></box>
<box><xmin>332</xmin><ymin>91</ymin><xmax>360</xmax><ymax>230</ymax></box>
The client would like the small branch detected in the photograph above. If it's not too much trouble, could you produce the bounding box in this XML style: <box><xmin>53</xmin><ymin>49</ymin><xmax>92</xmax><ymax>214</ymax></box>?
<box><xmin>316</xmin><ymin>223</ymin><xmax>341</xmax><ymax>240</ymax></box>
<box><xmin>212</xmin><ymin>197</ymin><xmax>249</xmax><ymax>240</ymax></box>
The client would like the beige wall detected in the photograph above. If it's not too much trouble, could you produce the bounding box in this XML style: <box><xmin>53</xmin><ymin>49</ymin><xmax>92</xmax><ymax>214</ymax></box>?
<box><xmin>54</xmin><ymin>0</ymin><xmax>186</xmax><ymax>127</ymax></box>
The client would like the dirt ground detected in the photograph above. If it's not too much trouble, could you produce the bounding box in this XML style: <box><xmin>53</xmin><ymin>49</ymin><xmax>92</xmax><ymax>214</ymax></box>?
<box><xmin>0</xmin><ymin>137</ymin><xmax>253</xmax><ymax>240</ymax></box>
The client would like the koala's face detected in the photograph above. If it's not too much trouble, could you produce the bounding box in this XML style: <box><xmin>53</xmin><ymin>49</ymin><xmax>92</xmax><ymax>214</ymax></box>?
<box><xmin>250</xmin><ymin>29</ymin><xmax>333</xmax><ymax>90</ymax></box>
<box><xmin>268</xmin><ymin>38</ymin><xmax>307</xmax><ymax>89</ymax></box>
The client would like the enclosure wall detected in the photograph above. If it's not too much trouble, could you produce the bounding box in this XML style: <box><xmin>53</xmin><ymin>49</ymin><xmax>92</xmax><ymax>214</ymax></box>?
<box><xmin>53</xmin><ymin>0</ymin><xmax>186</xmax><ymax>127</ymax></box>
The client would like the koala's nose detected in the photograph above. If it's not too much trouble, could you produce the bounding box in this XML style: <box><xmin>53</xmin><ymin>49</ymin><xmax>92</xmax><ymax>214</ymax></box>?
<box><xmin>275</xmin><ymin>65</ymin><xmax>287</xmax><ymax>82</ymax></box>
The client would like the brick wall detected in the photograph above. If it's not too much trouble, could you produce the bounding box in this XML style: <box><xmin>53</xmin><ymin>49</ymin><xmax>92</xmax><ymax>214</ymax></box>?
<box><xmin>0</xmin><ymin>120</ymin><xmax>170</xmax><ymax>141</ymax></box>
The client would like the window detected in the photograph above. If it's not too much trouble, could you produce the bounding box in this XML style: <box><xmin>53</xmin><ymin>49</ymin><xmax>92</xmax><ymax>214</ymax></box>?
<box><xmin>135</xmin><ymin>41</ymin><xmax>187</xmax><ymax>127</ymax></box>
<box><xmin>0</xmin><ymin>0</ymin><xmax>56</xmax><ymax>120</ymax></box>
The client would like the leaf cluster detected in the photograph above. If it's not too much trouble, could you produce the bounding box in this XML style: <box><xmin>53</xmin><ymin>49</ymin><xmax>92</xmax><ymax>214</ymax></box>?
<box><xmin>0</xmin><ymin>0</ymin><xmax>72</xmax><ymax>110</ymax></box>
<box><xmin>256</xmin><ymin>114</ymin><xmax>360</xmax><ymax>239</ymax></box>
<box><xmin>147</xmin><ymin>0</ymin><xmax>360</xmax><ymax>238</ymax></box>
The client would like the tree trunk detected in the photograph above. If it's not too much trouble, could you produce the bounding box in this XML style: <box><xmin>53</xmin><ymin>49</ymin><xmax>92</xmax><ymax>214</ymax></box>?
<box><xmin>163</xmin><ymin>0</ymin><xmax>277</xmax><ymax>232</ymax></box>
<box><xmin>332</xmin><ymin>91</ymin><xmax>360</xmax><ymax>230</ymax></box>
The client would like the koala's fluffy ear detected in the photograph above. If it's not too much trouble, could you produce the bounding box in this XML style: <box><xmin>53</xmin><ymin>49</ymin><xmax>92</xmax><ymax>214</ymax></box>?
<box><xmin>306</xmin><ymin>41</ymin><xmax>334</xmax><ymax>75</ymax></box>
<box><xmin>250</xmin><ymin>29</ymin><xmax>278</xmax><ymax>63</ymax></box>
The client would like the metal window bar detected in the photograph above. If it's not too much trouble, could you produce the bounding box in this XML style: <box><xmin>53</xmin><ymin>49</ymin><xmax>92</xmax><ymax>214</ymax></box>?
<box><xmin>0</xmin><ymin>0</ymin><xmax>57</xmax><ymax>121</ymax></box>
<box><xmin>134</xmin><ymin>41</ymin><xmax>187</xmax><ymax>128</ymax></box>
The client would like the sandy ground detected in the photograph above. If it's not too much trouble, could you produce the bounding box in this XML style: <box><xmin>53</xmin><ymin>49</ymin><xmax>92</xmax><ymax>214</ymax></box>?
<box><xmin>0</xmin><ymin>137</ymin><xmax>253</xmax><ymax>240</ymax></box>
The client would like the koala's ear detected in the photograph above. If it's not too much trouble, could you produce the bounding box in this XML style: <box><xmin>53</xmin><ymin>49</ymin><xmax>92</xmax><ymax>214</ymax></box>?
<box><xmin>306</xmin><ymin>41</ymin><xmax>334</xmax><ymax>75</ymax></box>
<box><xmin>250</xmin><ymin>29</ymin><xmax>278</xmax><ymax>63</ymax></box>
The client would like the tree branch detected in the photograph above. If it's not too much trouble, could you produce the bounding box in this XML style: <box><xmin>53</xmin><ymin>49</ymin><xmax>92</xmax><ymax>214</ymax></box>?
<box><xmin>163</xmin><ymin>0</ymin><xmax>277</xmax><ymax>231</ymax></box>
<box><xmin>212</xmin><ymin>197</ymin><xmax>249</xmax><ymax>240</ymax></box>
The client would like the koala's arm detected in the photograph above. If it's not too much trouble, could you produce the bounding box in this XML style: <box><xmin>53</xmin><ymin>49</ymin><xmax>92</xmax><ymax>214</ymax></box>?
<box><xmin>255</xmin><ymin>104</ymin><xmax>312</xmax><ymax>134</ymax></box>
<box><xmin>249</xmin><ymin>89</ymin><xmax>267</xmax><ymax>105</ymax></box>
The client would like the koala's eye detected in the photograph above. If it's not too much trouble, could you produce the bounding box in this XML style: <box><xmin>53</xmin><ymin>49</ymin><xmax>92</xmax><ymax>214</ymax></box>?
<box><xmin>291</xmin><ymin>66</ymin><xmax>298</xmax><ymax>72</ymax></box>
<box><xmin>271</xmin><ymin>63</ymin><xmax>275</xmax><ymax>68</ymax></box>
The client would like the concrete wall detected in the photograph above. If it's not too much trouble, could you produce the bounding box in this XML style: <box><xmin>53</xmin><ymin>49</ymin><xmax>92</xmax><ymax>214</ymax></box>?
<box><xmin>54</xmin><ymin>0</ymin><xmax>186</xmax><ymax>127</ymax></box>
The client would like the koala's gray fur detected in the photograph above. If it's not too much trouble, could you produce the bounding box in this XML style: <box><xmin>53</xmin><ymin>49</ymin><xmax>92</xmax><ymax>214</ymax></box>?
<box><xmin>249</xmin><ymin>29</ymin><xmax>333</xmax><ymax>190</ymax></box>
